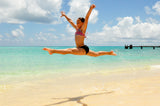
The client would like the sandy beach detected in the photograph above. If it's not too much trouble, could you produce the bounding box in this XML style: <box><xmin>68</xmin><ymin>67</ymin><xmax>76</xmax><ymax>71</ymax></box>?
<box><xmin>1</xmin><ymin>0</ymin><xmax>160</xmax><ymax>105</ymax></box>
<box><xmin>1</xmin><ymin>68</ymin><xmax>160</xmax><ymax>106</ymax></box>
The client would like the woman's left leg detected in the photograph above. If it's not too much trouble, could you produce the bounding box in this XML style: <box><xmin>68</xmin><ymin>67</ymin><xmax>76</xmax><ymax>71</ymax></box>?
<box><xmin>87</xmin><ymin>50</ymin><xmax>116</xmax><ymax>57</ymax></box>
<box><xmin>43</xmin><ymin>48</ymin><xmax>86</xmax><ymax>55</ymax></box>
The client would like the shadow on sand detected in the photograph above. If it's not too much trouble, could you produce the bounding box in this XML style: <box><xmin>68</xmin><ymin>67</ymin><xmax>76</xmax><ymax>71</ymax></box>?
<box><xmin>45</xmin><ymin>91</ymin><xmax>114</xmax><ymax>106</ymax></box>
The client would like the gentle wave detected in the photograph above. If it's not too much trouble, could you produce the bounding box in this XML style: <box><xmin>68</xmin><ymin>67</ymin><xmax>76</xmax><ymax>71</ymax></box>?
<box><xmin>150</xmin><ymin>65</ymin><xmax>160</xmax><ymax>70</ymax></box>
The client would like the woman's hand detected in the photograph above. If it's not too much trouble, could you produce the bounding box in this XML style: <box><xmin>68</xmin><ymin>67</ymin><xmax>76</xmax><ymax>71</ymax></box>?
<box><xmin>61</xmin><ymin>11</ymin><xmax>66</xmax><ymax>17</ymax></box>
<box><xmin>90</xmin><ymin>4</ymin><xmax>96</xmax><ymax>9</ymax></box>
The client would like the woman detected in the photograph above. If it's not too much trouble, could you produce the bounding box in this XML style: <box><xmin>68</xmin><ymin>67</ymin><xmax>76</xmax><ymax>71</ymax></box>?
<box><xmin>43</xmin><ymin>4</ymin><xmax>116</xmax><ymax>57</ymax></box>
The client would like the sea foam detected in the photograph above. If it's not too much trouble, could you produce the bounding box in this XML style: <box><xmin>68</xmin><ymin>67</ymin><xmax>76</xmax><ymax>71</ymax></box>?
<box><xmin>150</xmin><ymin>65</ymin><xmax>160</xmax><ymax>70</ymax></box>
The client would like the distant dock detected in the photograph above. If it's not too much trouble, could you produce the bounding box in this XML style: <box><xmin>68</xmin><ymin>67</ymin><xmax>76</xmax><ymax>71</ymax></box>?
<box><xmin>125</xmin><ymin>45</ymin><xmax>160</xmax><ymax>49</ymax></box>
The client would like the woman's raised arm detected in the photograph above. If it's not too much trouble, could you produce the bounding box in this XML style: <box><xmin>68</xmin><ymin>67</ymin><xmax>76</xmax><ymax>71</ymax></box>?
<box><xmin>82</xmin><ymin>4</ymin><xmax>96</xmax><ymax>33</ymax></box>
<box><xmin>61</xmin><ymin>11</ymin><xmax>77</xmax><ymax>30</ymax></box>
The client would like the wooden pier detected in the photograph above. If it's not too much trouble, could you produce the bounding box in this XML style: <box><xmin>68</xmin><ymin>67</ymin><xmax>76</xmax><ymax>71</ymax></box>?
<box><xmin>125</xmin><ymin>45</ymin><xmax>160</xmax><ymax>49</ymax></box>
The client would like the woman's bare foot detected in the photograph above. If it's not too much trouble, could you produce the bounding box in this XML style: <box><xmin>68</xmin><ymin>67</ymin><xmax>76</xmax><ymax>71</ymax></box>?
<box><xmin>43</xmin><ymin>48</ymin><xmax>54</xmax><ymax>55</ymax></box>
<box><xmin>110</xmin><ymin>50</ymin><xmax>117</xmax><ymax>56</ymax></box>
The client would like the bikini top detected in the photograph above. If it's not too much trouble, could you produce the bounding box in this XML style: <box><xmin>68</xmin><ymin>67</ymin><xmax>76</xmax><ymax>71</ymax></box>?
<box><xmin>75</xmin><ymin>29</ymin><xmax>86</xmax><ymax>38</ymax></box>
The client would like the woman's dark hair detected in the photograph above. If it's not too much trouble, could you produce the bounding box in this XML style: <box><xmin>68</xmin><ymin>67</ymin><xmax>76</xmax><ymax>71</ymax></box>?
<box><xmin>78</xmin><ymin>17</ymin><xmax>85</xmax><ymax>23</ymax></box>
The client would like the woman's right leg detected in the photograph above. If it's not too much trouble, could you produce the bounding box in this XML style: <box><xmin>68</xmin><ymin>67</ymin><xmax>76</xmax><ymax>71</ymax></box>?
<box><xmin>43</xmin><ymin>48</ymin><xmax>71</xmax><ymax>55</ymax></box>
<box><xmin>87</xmin><ymin>50</ymin><xmax>116</xmax><ymax>57</ymax></box>
<box><xmin>43</xmin><ymin>48</ymin><xmax>86</xmax><ymax>55</ymax></box>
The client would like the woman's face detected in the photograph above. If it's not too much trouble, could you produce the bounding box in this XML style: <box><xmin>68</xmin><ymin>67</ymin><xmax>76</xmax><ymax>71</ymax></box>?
<box><xmin>77</xmin><ymin>19</ymin><xmax>83</xmax><ymax>28</ymax></box>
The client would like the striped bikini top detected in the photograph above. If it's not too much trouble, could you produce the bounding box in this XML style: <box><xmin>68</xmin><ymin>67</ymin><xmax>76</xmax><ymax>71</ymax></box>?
<box><xmin>75</xmin><ymin>29</ymin><xmax>86</xmax><ymax>38</ymax></box>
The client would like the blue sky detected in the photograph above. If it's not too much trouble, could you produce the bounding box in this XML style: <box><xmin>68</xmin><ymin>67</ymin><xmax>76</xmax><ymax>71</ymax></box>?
<box><xmin>0</xmin><ymin>0</ymin><xmax>160</xmax><ymax>46</ymax></box>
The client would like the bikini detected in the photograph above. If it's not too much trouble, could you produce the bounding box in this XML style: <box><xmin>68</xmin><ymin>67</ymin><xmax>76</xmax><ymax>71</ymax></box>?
<box><xmin>75</xmin><ymin>29</ymin><xmax>89</xmax><ymax>54</ymax></box>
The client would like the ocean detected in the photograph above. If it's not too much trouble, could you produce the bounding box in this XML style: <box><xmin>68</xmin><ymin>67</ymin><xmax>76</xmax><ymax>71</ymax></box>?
<box><xmin>0</xmin><ymin>46</ymin><xmax>160</xmax><ymax>83</ymax></box>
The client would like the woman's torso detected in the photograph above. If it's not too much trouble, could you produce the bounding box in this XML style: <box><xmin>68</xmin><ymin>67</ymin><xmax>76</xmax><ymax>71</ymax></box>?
<box><xmin>75</xmin><ymin>29</ymin><xmax>85</xmax><ymax>48</ymax></box>
<box><xmin>75</xmin><ymin>35</ymin><xmax>85</xmax><ymax>48</ymax></box>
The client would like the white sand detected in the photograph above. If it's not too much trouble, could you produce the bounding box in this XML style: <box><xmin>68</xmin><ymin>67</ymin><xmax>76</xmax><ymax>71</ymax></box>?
<box><xmin>1</xmin><ymin>69</ymin><xmax>160</xmax><ymax>106</ymax></box>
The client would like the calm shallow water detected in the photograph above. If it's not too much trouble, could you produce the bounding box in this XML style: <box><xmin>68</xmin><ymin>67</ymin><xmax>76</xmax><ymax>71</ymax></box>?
<box><xmin>0</xmin><ymin>46</ymin><xmax>160</xmax><ymax>83</ymax></box>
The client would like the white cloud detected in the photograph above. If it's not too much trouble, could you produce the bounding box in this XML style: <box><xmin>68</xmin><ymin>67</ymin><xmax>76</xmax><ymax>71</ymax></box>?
<box><xmin>66</xmin><ymin>24</ymin><xmax>75</xmax><ymax>35</ymax></box>
<box><xmin>0</xmin><ymin>35</ymin><xmax>3</xmax><ymax>37</ymax></box>
<box><xmin>89</xmin><ymin>16</ymin><xmax>160</xmax><ymax>45</ymax></box>
<box><xmin>146</xmin><ymin>17</ymin><xmax>159</xmax><ymax>24</ymax></box>
<box><xmin>145</xmin><ymin>6</ymin><xmax>153</xmax><ymax>15</ymax></box>
<box><xmin>31</xmin><ymin>31</ymin><xmax>74</xmax><ymax>46</ymax></box>
<box><xmin>145</xmin><ymin>1</ymin><xmax>160</xmax><ymax>16</ymax></box>
<box><xmin>0</xmin><ymin>35</ymin><xmax>3</xmax><ymax>40</ymax></box>
<box><xmin>65</xmin><ymin>24</ymin><xmax>75</xmax><ymax>42</ymax></box>
<box><xmin>153</xmin><ymin>1</ymin><xmax>160</xmax><ymax>15</ymax></box>
<box><xmin>0</xmin><ymin>0</ymin><xmax>62</xmax><ymax>24</ymax></box>
<box><xmin>11</xmin><ymin>25</ymin><xmax>24</xmax><ymax>37</ymax></box>
<box><xmin>35</xmin><ymin>32</ymin><xmax>58</xmax><ymax>41</ymax></box>
<box><xmin>67</xmin><ymin>0</ymin><xmax>98</xmax><ymax>24</ymax></box>
<box><xmin>48</xmin><ymin>28</ymin><xmax>56</xmax><ymax>32</ymax></box>
<box><xmin>135</xmin><ymin>16</ymin><xmax>142</xmax><ymax>23</ymax></box>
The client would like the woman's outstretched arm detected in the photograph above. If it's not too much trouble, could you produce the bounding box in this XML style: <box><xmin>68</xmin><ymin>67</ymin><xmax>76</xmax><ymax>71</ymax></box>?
<box><xmin>82</xmin><ymin>4</ymin><xmax>96</xmax><ymax>33</ymax></box>
<box><xmin>61</xmin><ymin>11</ymin><xmax>77</xmax><ymax>30</ymax></box>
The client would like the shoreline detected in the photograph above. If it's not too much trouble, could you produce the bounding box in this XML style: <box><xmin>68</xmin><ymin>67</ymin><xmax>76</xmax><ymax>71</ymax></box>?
<box><xmin>1</xmin><ymin>68</ymin><xmax>160</xmax><ymax>106</ymax></box>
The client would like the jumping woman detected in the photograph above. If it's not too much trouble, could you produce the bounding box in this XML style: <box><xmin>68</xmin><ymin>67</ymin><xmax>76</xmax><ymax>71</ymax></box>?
<box><xmin>43</xmin><ymin>4</ymin><xmax>116</xmax><ymax>57</ymax></box>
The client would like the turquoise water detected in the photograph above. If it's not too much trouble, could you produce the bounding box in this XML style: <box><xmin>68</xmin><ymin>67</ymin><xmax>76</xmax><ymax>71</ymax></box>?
<box><xmin>0</xmin><ymin>46</ymin><xmax>160</xmax><ymax>82</ymax></box>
